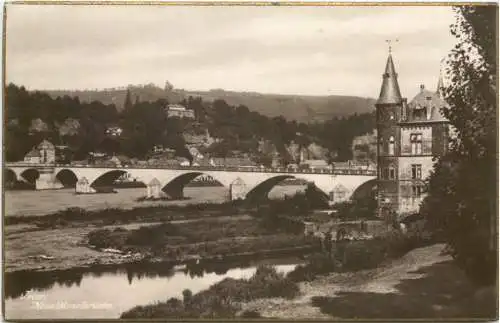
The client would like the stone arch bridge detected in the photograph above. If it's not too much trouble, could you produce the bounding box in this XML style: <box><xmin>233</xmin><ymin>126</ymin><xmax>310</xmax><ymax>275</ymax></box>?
<box><xmin>5</xmin><ymin>163</ymin><xmax>376</xmax><ymax>203</ymax></box>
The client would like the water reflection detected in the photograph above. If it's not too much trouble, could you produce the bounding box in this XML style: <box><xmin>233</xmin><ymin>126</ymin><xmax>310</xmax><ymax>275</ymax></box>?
<box><xmin>5</xmin><ymin>258</ymin><xmax>274</xmax><ymax>300</ymax></box>
<box><xmin>5</xmin><ymin>258</ymin><xmax>298</xmax><ymax>319</ymax></box>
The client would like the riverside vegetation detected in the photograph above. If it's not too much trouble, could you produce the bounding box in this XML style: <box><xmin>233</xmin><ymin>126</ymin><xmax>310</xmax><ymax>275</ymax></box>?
<box><xmin>85</xmin><ymin>183</ymin><xmax>328</xmax><ymax>260</ymax></box>
<box><xmin>120</xmin><ymin>226</ymin><xmax>434</xmax><ymax>318</ymax></box>
<box><xmin>115</xmin><ymin>184</ymin><xmax>440</xmax><ymax>318</ymax></box>
<box><xmin>121</xmin><ymin>265</ymin><xmax>300</xmax><ymax>318</ymax></box>
<box><xmin>5</xmin><ymin>200</ymin><xmax>247</xmax><ymax>228</ymax></box>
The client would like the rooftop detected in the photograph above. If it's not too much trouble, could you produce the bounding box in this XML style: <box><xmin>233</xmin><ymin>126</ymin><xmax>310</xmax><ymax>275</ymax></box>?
<box><xmin>377</xmin><ymin>53</ymin><xmax>403</xmax><ymax>105</ymax></box>
<box><xmin>25</xmin><ymin>149</ymin><xmax>41</xmax><ymax>158</ymax></box>
<box><xmin>404</xmin><ymin>85</ymin><xmax>449</xmax><ymax>123</ymax></box>
<box><xmin>37</xmin><ymin>139</ymin><xmax>55</xmax><ymax>150</ymax></box>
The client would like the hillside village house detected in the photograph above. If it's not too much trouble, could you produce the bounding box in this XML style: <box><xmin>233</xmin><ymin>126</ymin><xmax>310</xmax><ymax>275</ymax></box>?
<box><xmin>210</xmin><ymin>157</ymin><xmax>257</xmax><ymax>168</ymax></box>
<box><xmin>376</xmin><ymin>52</ymin><xmax>450</xmax><ymax>218</ymax></box>
<box><xmin>23</xmin><ymin>140</ymin><xmax>56</xmax><ymax>164</ymax></box>
<box><xmin>301</xmin><ymin>159</ymin><xmax>331</xmax><ymax>171</ymax></box>
<box><xmin>184</xmin><ymin>129</ymin><xmax>219</xmax><ymax>148</ymax></box>
<box><xmin>105</xmin><ymin>126</ymin><xmax>123</xmax><ymax>137</ymax></box>
<box><xmin>165</xmin><ymin>104</ymin><xmax>195</xmax><ymax>119</ymax></box>
<box><xmin>352</xmin><ymin>129</ymin><xmax>377</xmax><ymax>163</ymax></box>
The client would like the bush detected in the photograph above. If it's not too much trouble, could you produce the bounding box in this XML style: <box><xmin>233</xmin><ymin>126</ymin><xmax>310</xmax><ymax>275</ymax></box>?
<box><xmin>288</xmin><ymin>232</ymin><xmax>433</xmax><ymax>282</ymax></box>
<box><xmin>87</xmin><ymin>228</ymin><xmax>128</xmax><ymax>249</ymax></box>
<box><xmin>247</xmin><ymin>265</ymin><xmax>299</xmax><ymax>299</ymax></box>
<box><xmin>182</xmin><ymin>289</ymin><xmax>193</xmax><ymax>306</ymax></box>
<box><xmin>287</xmin><ymin>253</ymin><xmax>337</xmax><ymax>282</ymax></box>
<box><xmin>125</xmin><ymin>222</ymin><xmax>178</xmax><ymax>246</ymax></box>
<box><xmin>121</xmin><ymin>265</ymin><xmax>300</xmax><ymax>318</ymax></box>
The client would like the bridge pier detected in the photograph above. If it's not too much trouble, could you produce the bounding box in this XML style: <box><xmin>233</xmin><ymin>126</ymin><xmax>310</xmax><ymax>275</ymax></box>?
<box><xmin>229</xmin><ymin>178</ymin><xmax>247</xmax><ymax>200</ymax></box>
<box><xmin>146</xmin><ymin>178</ymin><xmax>162</xmax><ymax>199</ymax></box>
<box><xmin>35</xmin><ymin>170</ymin><xmax>64</xmax><ymax>190</ymax></box>
<box><xmin>75</xmin><ymin>177</ymin><xmax>96</xmax><ymax>194</ymax></box>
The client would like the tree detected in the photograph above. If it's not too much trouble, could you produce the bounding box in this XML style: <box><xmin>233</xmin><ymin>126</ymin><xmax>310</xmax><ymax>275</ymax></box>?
<box><xmin>164</xmin><ymin>80</ymin><xmax>174</xmax><ymax>92</ymax></box>
<box><xmin>124</xmin><ymin>89</ymin><xmax>133</xmax><ymax>111</ymax></box>
<box><xmin>182</xmin><ymin>289</ymin><xmax>193</xmax><ymax>306</ymax></box>
<box><xmin>421</xmin><ymin>6</ymin><xmax>497</xmax><ymax>286</ymax></box>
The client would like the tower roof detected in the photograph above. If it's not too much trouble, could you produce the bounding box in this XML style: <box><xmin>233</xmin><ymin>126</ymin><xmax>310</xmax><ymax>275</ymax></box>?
<box><xmin>377</xmin><ymin>54</ymin><xmax>403</xmax><ymax>105</ymax></box>
<box><xmin>436</xmin><ymin>70</ymin><xmax>445</xmax><ymax>98</ymax></box>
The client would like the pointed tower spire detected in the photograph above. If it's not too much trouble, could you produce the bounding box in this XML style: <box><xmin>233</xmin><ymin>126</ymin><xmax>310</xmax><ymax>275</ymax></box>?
<box><xmin>377</xmin><ymin>41</ymin><xmax>402</xmax><ymax>105</ymax></box>
<box><xmin>436</xmin><ymin>58</ymin><xmax>445</xmax><ymax>97</ymax></box>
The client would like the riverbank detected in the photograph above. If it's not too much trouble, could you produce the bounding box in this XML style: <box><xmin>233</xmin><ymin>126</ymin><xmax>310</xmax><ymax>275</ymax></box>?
<box><xmin>84</xmin><ymin>214</ymin><xmax>312</xmax><ymax>263</ymax></box>
<box><xmin>4</xmin><ymin>201</ymin><xmax>312</xmax><ymax>274</ymax></box>
<box><xmin>5</xmin><ymin>201</ymin><xmax>248</xmax><ymax>227</ymax></box>
<box><xmin>121</xmin><ymin>264</ymin><xmax>300</xmax><ymax>319</ymax></box>
<box><xmin>240</xmin><ymin>244</ymin><xmax>497</xmax><ymax>320</ymax></box>
<box><xmin>118</xmin><ymin>243</ymin><xmax>497</xmax><ymax>320</ymax></box>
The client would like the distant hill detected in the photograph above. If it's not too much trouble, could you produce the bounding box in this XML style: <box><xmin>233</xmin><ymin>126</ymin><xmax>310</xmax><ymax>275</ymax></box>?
<box><xmin>45</xmin><ymin>84</ymin><xmax>376</xmax><ymax>123</ymax></box>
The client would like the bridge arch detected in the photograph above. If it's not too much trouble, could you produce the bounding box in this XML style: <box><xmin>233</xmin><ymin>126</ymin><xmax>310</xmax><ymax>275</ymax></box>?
<box><xmin>20</xmin><ymin>168</ymin><xmax>40</xmax><ymax>185</ymax></box>
<box><xmin>245</xmin><ymin>175</ymin><xmax>328</xmax><ymax>203</ymax></box>
<box><xmin>161</xmin><ymin>172</ymin><xmax>225</xmax><ymax>200</ymax></box>
<box><xmin>351</xmin><ymin>178</ymin><xmax>377</xmax><ymax>201</ymax></box>
<box><xmin>4</xmin><ymin>168</ymin><xmax>17</xmax><ymax>183</ymax></box>
<box><xmin>245</xmin><ymin>175</ymin><xmax>294</xmax><ymax>202</ymax></box>
<box><xmin>90</xmin><ymin>170</ymin><xmax>128</xmax><ymax>188</ymax></box>
<box><xmin>55</xmin><ymin>169</ymin><xmax>79</xmax><ymax>188</ymax></box>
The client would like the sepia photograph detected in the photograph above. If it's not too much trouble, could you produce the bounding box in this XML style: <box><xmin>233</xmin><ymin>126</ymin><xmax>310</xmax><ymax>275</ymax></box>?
<box><xmin>2</xmin><ymin>2</ymin><xmax>498</xmax><ymax>321</ymax></box>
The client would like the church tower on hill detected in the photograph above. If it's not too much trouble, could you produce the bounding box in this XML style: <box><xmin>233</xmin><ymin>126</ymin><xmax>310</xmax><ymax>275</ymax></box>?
<box><xmin>376</xmin><ymin>51</ymin><xmax>450</xmax><ymax>220</ymax></box>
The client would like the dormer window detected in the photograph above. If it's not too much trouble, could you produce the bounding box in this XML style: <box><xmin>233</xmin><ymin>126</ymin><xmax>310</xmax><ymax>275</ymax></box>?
<box><xmin>427</xmin><ymin>106</ymin><xmax>434</xmax><ymax>120</ymax></box>
<box><xmin>414</xmin><ymin>105</ymin><xmax>425</xmax><ymax>119</ymax></box>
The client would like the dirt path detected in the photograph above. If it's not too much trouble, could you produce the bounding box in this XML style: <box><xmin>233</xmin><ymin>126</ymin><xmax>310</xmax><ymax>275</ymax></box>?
<box><xmin>240</xmin><ymin>244</ymin><xmax>456</xmax><ymax>319</ymax></box>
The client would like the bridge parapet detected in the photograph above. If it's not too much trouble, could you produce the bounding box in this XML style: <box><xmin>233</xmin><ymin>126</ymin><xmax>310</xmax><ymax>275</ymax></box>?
<box><xmin>5</xmin><ymin>162</ymin><xmax>376</xmax><ymax>176</ymax></box>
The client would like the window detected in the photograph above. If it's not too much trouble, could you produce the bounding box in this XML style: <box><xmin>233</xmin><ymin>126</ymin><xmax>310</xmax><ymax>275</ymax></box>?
<box><xmin>388</xmin><ymin>136</ymin><xmax>395</xmax><ymax>155</ymax></box>
<box><xmin>410</xmin><ymin>133</ymin><xmax>422</xmax><ymax>155</ymax></box>
<box><xmin>411</xmin><ymin>164</ymin><xmax>422</xmax><ymax>179</ymax></box>
<box><xmin>380</xmin><ymin>167</ymin><xmax>396</xmax><ymax>180</ymax></box>
<box><xmin>388</xmin><ymin>167</ymin><xmax>396</xmax><ymax>180</ymax></box>
<box><xmin>412</xmin><ymin>185</ymin><xmax>423</xmax><ymax>197</ymax></box>
<box><xmin>380</xmin><ymin>167</ymin><xmax>389</xmax><ymax>179</ymax></box>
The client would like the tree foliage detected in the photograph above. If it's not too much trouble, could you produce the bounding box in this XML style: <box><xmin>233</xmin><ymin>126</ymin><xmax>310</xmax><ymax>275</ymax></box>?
<box><xmin>421</xmin><ymin>5</ymin><xmax>497</xmax><ymax>286</ymax></box>
<box><xmin>5</xmin><ymin>82</ymin><xmax>376</xmax><ymax>164</ymax></box>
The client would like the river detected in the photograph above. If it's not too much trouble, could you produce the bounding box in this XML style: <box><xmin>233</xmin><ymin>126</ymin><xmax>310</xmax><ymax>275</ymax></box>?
<box><xmin>5</xmin><ymin>259</ymin><xmax>300</xmax><ymax>319</ymax></box>
<box><xmin>5</xmin><ymin>185</ymin><xmax>306</xmax><ymax>319</ymax></box>
<box><xmin>5</xmin><ymin>185</ymin><xmax>306</xmax><ymax>217</ymax></box>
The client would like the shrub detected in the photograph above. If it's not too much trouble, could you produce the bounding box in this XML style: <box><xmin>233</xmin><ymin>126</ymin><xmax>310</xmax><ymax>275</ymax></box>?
<box><xmin>87</xmin><ymin>228</ymin><xmax>128</xmax><ymax>249</ymax></box>
<box><xmin>287</xmin><ymin>253</ymin><xmax>337</xmax><ymax>282</ymax></box>
<box><xmin>121</xmin><ymin>265</ymin><xmax>300</xmax><ymax>319</ymax></box>
<box><xmin>182</xmin><ymin>289</ymin><xmax>193</xmax><ymax>307</ymax></box>
<box><xmin>247</xmin><ymin>265</ymin><xmax>299</xmax><ymax>299</ymax></box>
<box><xmin>288</xmin><ymin>232</ymin><xmax>433</xmax><ymax>282</ymax></box>
<box><xmin>125</xmin><ymin>222</ymin><xmax>178</xmax><ymax>246</ymax></box>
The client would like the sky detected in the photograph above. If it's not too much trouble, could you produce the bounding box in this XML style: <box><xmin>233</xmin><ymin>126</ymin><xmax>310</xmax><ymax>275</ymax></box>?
<box><xmin>5</xmin><ymin>4</ymin><xmax>458</xmax><ymax>98</ymax></box>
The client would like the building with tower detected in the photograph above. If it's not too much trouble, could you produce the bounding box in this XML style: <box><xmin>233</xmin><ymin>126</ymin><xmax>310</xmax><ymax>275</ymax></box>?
<box><xmin>376</xmin><ymin>51</ymin><xmax>450</xmax><ymax>219</ymax></box>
